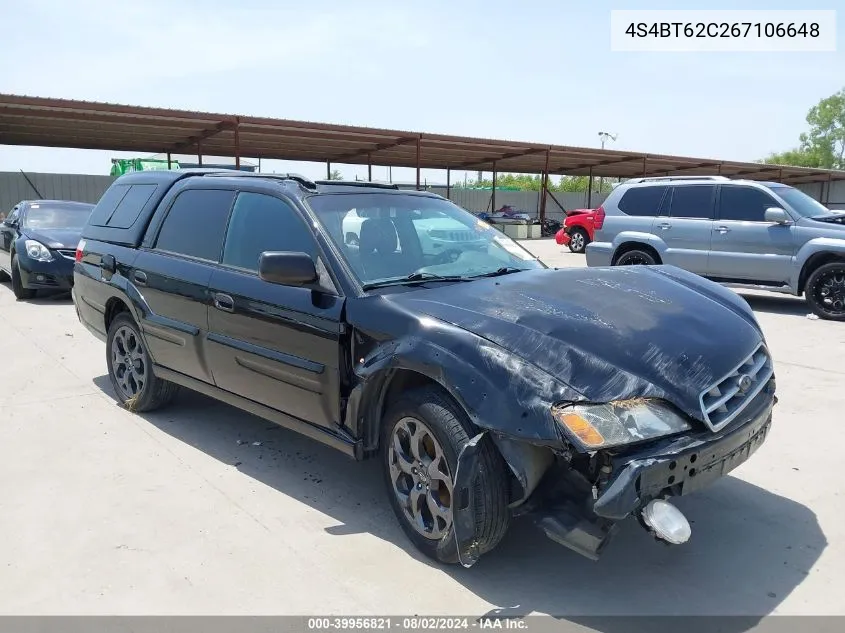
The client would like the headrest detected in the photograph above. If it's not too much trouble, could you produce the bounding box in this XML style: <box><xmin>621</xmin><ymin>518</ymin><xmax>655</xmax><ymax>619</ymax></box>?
<box><xmin>359</xmin><ymin>218</ymin><xmax>398</xmax><ymax>255</ymax></box>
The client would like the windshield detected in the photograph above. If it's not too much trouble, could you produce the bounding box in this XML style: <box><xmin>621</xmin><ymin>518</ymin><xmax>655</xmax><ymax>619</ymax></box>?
<box><xmin>765</xmin><ymin>185</ymin><xmax>834</xmax><ymax>218</ymax></box>
<box><xmin>23</xmin><ymin>203</ymin><xmax>94</xmax><ymax>230</ymax></box>
<box><xmin>307</xmin><ymin>193</ymin><xmax>544</xmax><ymax>287</ymax></box>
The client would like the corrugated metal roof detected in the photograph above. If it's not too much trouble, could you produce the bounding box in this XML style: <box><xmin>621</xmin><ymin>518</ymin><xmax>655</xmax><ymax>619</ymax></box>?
<box><xmin>1</xmin><ymin>93</ymin><xmax>843</xmax><ymax>185</ymax></box>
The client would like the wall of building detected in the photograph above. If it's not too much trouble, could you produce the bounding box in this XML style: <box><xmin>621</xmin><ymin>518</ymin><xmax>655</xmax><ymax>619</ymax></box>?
<box><xmin>796</xmin><ymin>180</ymin><xmax>845</xmax><ymax>210</ymax></box>
<box><xmin>0</xmin><ymin>171</ymin><xmax>114</xmax><ymax>213</ymax></box>
<box><xmin>420</xmin><ymin>187</ymin><xmax>610</xmax><ymax>220</ymax></box>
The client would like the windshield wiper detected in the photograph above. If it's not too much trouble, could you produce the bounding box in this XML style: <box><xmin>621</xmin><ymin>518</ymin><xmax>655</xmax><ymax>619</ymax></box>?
<box><xmin>361</xmin><ymin>271</ymin><xmax>472</xmax><ymax>291</ymax></box>
<box><xmin>471</xmin><ymin>266</ymin><xmax>527</xmax><ymax>278</ymax></box>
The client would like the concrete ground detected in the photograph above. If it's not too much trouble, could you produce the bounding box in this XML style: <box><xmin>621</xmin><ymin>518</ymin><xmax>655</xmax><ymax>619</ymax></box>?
<box><xmin>0</xmin><ymin>238</ymin><xmax>843</xmax><ymax>618</ymax></box>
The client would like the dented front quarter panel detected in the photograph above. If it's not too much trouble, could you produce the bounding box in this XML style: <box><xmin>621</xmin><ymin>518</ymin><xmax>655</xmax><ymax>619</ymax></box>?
<box><xmin>344</xmin><ymin>292</ymin><xmax>580</xmax><ymax>449</ymax></box>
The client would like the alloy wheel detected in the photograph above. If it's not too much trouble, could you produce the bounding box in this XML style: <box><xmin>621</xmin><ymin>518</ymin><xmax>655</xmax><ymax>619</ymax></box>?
<box><xmin>813</xmin><ymin>268</ymin><xmax>845</xmax><ymax>317</ymax></box>
<box><xmin>620</xmin><ymin>254</ymin><xmax>651</xmax><ymax>265</ymax></box>
<box><xmin>570</xmin><ymin>232</ymin><xmax>585</xmax><ymax>251</ymax></box>
<box><xmin>111</xmin><ymin>325</ymin><xmax>147</xmax><ymax>399</ymax></box>
<box><xmin>388</xmin><ymin>416</ymin><xmax>454</xmax><ymax>540</ymax></box>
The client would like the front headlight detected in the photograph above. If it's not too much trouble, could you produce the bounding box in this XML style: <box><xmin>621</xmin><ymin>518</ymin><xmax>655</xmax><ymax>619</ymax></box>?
<box><xmin>552</xmin><ymin>399</ymin><xmax>692</xmax><ymax>449</ymax></box>
<box><xmin>25</xmin><ymin>240</ymin><xmax>54</xmax><ymax>262</ymax></box>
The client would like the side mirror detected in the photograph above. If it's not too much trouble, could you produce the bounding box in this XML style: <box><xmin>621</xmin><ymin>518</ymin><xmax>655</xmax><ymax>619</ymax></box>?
<box><xmin>258</xmin><ymin>251</ymin><xmax>318</xmax><ymax>286</ymax></box>
<box><xmin>765</xmin><ymin>207</ymin><xmax>791</xmax><ymax>225</ymax></box>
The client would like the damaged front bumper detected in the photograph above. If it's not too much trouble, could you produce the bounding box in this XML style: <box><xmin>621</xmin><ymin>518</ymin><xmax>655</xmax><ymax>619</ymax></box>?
<box><xmin>541</xmin><ymin>392</ymin><xmax>772</xmax><ymax>560</ymax></box>
<box><xmin>594</xmin><ymin>395</ymin><xmax>772</xmax><ymax>522</ymax></box>
<box><xmin>454</xmin><ymin>391</ymin><xmax>774</xmax><ymax>566</ymax></box>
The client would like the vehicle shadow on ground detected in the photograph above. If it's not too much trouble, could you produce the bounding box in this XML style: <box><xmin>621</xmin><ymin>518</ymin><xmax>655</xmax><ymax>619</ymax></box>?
<box><xmin>93</xmin><ymin>376</ymin><xmax>825</xmax><ymax>625</ymax></box>
<box><xmin>14</xmin><ymin>289</ymin><xmax>73</xmax><ymax>304</ymax></box>
<box><xmin>741</xmin><ymin>293</ymin><xmax>809</xmax><ymax>317</ymax></box>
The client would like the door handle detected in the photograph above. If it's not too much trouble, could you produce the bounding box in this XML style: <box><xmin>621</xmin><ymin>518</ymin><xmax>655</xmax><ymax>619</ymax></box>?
<box><xmin>133</xmin><ymin>270</ymin><xmax>147</xmax><ymax>286</ymax></box>
<box><xmin>658</xmin><ymin>222</ymin><xmax>672</xmax><ymax>230</ymax></box>
<box><xmin>213</xmin><ymin>292</ymin><xmax>235</xmax><ymax>312</ymax></box>
<box><xmin>716</xmin><ymin>226</ymin><xmax>731</xmax><ymax>234</ymax></box>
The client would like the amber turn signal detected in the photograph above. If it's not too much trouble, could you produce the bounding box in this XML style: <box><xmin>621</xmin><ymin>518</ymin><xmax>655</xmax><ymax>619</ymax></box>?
<box><xmin>557</xmin><ymin>412</ymin><xmax>606</xmax><ymax>448</ymax></box>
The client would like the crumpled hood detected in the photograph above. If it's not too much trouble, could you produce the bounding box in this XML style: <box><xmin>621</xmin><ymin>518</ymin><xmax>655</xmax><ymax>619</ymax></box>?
<box><xmin>23</xmin><ymin>228</ymin><xmax>82</xmax><ymax>250</ymax></box>
<box><xmin>389</xmin><ymin>266</ymin><xmax>764</xmax><ymax>421</ymax></box>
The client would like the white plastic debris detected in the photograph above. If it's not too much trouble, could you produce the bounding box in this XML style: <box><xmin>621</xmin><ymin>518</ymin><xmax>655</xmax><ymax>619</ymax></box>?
<box><xmin>236</xmin><ymin>440</ymin><xmax>246</xmax><ymax>445</ymax></box>
<box><xmin>252</xmin><ymin>441</ymin><xmax>263</xmax><ymax>447</ymax></box>
<box><xmin>806</xmin><ymin>313</ymin><xmax>820</xmax><ymax>320</ymax></box>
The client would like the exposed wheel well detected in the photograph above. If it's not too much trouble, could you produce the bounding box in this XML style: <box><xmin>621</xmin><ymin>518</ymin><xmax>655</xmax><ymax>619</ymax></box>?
<box><xmin>381</xmin><ymin>369</ymin><xmax>438</xmax><ymax>418</ymax></box>
<box><xmin>104</xmin><ymin>297</ymin><xmax>131</xmax><ymax>332</ymax></box>
<box><xmin>798</xmin><ymin>253</ymin><xmax>845</xmax><ymax>294</ymax></box>
<box><xmin>369</xmin><ymin>369</ymin><xmax>465</xmax><ymax>450</ymax></box>
<box><xmin>612</xmin><ymin>242</ymin><xmax>662</xmax><ymax>265</ymax></box>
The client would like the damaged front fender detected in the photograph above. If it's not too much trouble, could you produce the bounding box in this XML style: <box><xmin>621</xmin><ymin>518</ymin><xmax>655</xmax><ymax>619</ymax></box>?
<box><xmin>347</xmin><ymin>317</ymin><xmax>583</xmax><ymax>451</ymax></box>
<box><xmin>452</xmin><ymin>432</ymin><xmax>486</xmax><ymax>568</ymax></box>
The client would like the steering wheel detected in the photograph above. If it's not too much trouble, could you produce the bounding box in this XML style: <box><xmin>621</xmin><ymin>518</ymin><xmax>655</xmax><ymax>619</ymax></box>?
<box><xmin>432</xmin><ymin>249</ymin><xmax>462</xmax><ymax>265</ymax></box>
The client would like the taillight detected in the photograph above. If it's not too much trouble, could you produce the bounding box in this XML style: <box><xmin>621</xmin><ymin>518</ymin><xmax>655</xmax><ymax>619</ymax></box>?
<box><xmin>594</xmin><ymin>206</ymin><xmax>606</xmax><ymax>230</ymax></box>
<box><xmin>75</xmin><ymin>239</ymin><xmax>86</xmax><ymax>263</ymax></box>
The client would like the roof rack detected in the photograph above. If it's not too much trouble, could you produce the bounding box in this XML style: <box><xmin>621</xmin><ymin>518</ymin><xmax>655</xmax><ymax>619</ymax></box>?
<box><xmin>625</xmin><ymin>175</ymin><xmax>730</xmax><ymax>184</ymax></box>
<box><xmin>202</xmin><ymin>171</ymin><xmax>317</xmax><ymax>190</ymax></box>
<box><xmin>315</xmin><ymin>180</ymin><xmax>400</xmax><ymax>190</ymax></box>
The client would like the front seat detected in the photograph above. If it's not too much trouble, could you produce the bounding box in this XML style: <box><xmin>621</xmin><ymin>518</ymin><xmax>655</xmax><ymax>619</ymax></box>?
<box><xmin>358</xmin><ymin>218</ymin><xmax>413</xmax><ymax>280</ymax></box>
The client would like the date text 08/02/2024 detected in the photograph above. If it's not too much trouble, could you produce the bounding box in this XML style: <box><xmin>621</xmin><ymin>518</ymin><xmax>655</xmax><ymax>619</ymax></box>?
<box><xmin>307</xmin><ymin>617</ymin><xmax>527</xmax><ymax>630</ymax></box>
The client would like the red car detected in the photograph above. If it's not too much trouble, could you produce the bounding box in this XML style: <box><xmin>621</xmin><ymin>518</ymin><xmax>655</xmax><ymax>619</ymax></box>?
<box><xmin>554</xmin><ymin>208</ymin><xmax>599</xmax><ymax>253</ymax></box>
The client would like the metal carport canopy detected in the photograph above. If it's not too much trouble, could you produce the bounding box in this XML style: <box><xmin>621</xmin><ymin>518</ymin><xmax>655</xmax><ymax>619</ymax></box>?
<box><xmin>1</xmin><ymin>93</ymin><xmax>843</xmax><ymax>186</ymax></box>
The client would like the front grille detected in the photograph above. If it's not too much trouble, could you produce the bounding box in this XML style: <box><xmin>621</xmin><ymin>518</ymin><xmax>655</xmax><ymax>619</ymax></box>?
<box><xmin>699</xmin><ymin>343</ymin><xmax>773</xmax><ymax>431</ymax></box>
<box><xmin>57</xmin><ymin>249</ymin><xmax>76</xmax><ymax>260</ymax></box>
<box><xmin>429</xmin><ymin>229</ymin><xmax>476</xmax><ymax>242</ymax></box>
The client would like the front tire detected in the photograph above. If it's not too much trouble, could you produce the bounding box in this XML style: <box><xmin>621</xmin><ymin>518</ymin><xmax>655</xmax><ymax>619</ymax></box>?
<box><xmin>381</xmin><ymin>386</ymin><xmax>510</xmax><ymax>564</ymax></box>
<box><xmin>805</xmin><ymin>262</ymin><xmax>845</xmax><ymax>321</ymax></box>
<box><xmin>11</xmin><ymin>255</ymin><xmax>35</xmax><ymax>300</ymax></box>
<box><xmin>568</xmin><ymin>228</ymin><xmax>589</xmax><ymax>253</ymax></box>
<box><xmin>615</xmin><ymin>249</ymin><xmax>658</xmax><ymax>266</ymax></box>
<box><xmin>106</xmin><ymin>313</ymin><xmax>179</xmax><ymax>411</ymax></box>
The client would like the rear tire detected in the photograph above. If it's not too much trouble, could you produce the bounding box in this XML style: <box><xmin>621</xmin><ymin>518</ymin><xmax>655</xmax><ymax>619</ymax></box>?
<box><xmin>11</xmin><ymin>255</ymin><xmax>36</xmax><ymax>300</ymax></box>
<box><xmin>568</xmin><ymin>228</ymin><xmax>589</xmax><ymax>253</ymax></box>
<box><xmin>805</xmin><ymin>262</ymin><xmax>845</xmax><ymax>321</ymax></box>
<box><xmin>106</xmin><ymin>313</ymin><xmax>179</xmax><ymax>411</ymax></box>
<box><xmin>381</xmin><ymin>385</ymin><xmax>510</xmax><ymax>564</ymax></box>
<box><xmin>615</xmin><ymin>249</ymin><xmax>657</xmax><ymax>266</ymax></box>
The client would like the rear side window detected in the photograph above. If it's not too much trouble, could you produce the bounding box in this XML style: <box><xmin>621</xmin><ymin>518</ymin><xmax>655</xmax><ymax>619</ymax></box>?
<box><xmin>222</xmin><ymin>192</ymin><xmax>316</xmax><ymax>272</ymax></box>
<box><xmin>668</xmin><ymin>185</ymin><xmax>715</xmax><ymax>219</ymax></box>
<box><xmin>107</xmin><ymin>184</ymin><xmax>158</xmax><ymax>228</ymax></box>
<box><xmin>617</xmin><ymin>186</ymin><xmax>667</xmax><ymax>216</ymax></box>
<box><xmin>88</xmin><ymin>183</ymin><xmax>158</xmax><ymax>228</ymax></box>
<box><xmin>155</xmin><ymin>189</ymin><xmax>235</xmax><ymax>261</ymax></box>
<box><xmin>719</xmin><ymin>186</ymin><xmax>778</xmax><ymax>222</ymax></box>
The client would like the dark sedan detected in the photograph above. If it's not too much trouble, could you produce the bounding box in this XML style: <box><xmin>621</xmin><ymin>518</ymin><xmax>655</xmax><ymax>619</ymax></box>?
<box><xmin>0</xmin><ymin>200</ymin><xmax>94</xmax><ymax>299</ymax></box>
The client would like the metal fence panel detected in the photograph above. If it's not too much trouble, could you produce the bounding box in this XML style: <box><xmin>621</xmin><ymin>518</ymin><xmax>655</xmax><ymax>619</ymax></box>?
<box><xmin>0</xmin><ymin>171</ymin><xmax>115</xmax><ymax>213</ymax></box>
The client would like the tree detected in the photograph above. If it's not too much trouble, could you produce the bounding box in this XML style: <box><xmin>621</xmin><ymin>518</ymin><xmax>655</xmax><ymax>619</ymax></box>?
<box><xmin>763</xmin><ymin>87</ymin><xmax>845</xmax><ymax>169</ymax></box>
<box><xmin>452</xmin><ymin>173</ymin><xmax>613</xmax><ymax>193</ymax></box>
<box><xmin>802</xmin><ymin>88</ymin><xmax>845</xmax><ymax>168</ymax></box>
<box><xmin>763</xmin><ymin>147</ymin><xmax>822</xmax><ymax>168</ymax></box>
<box><xmin>328</xmin><ymin>169</ymin><xmax>343</xmax><ymax>180</ymax></box>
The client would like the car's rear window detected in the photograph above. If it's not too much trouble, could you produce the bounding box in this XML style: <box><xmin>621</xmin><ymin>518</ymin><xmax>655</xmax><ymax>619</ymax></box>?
<box><xmin>617</xmin><ymin>186</ymin><xmax>668</xmax><ymax>216</ymax></box>
<box><xmin>88</xmin><ymin>183</ymin><xmax>158</xmax><ymax>228</ymax></box>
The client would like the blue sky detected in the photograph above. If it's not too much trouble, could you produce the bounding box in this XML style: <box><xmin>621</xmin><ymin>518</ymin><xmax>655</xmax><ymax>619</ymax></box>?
<box><xmin>0</xmin><ymin>0</ymin><xmax>842</xmax><ymax>183</ymax></box>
